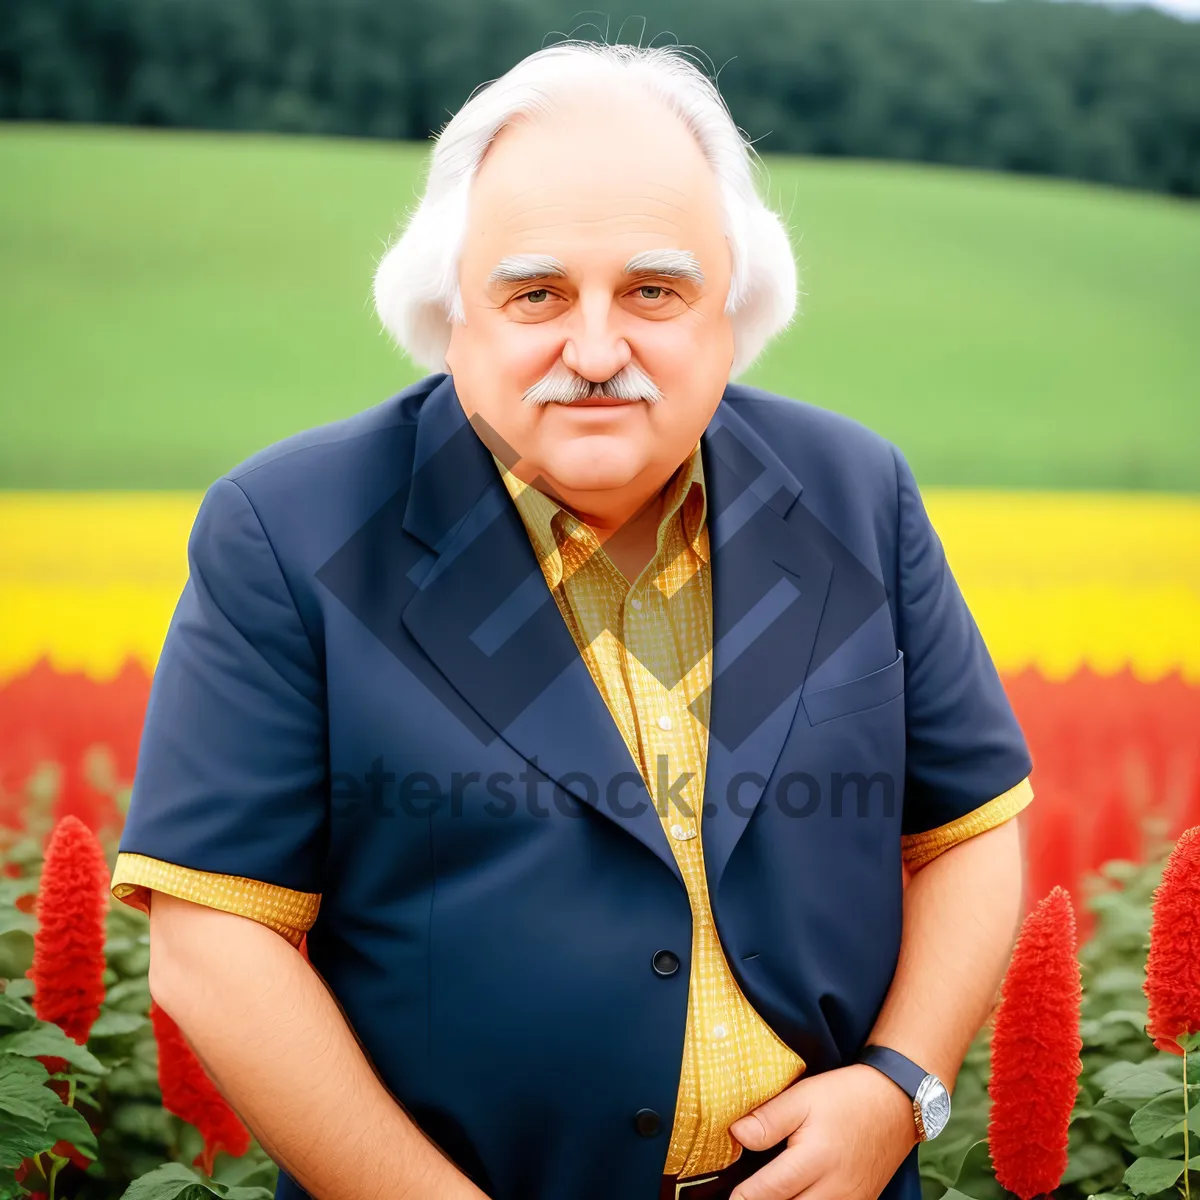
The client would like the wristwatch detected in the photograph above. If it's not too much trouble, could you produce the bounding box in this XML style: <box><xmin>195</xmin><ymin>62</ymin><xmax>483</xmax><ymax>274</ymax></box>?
<box><xmin>857</xmin><ymin>1044</ymin><xmax>952</xmax><ymax>1142</ymax></box>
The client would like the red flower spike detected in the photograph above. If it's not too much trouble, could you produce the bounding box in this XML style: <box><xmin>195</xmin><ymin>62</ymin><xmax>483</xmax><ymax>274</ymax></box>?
<box><xmin>150</xmin><ymin>1000</ymin><xmax>251</xmax><ymax>1175</ymax></box>
<box><xmin>988</xmin><ymin>886</ymin><xmax>1083</xmax><ymax>1199</ymax></box>
<box><xmin>1144</xmin><ymin>825</ymin><xmax>1200</xmax><ymax>1054</ymax></box>
<box><xmin>26</xmin><ymin>815</ymin><xmax>110</xmax><ymax>1068</ymax></box>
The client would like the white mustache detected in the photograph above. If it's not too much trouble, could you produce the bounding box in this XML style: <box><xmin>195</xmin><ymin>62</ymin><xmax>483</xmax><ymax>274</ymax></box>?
<box><xmin>522</xmin><ymin>359</ymin><xmax>664</xmax><ymax>407</ymax></box>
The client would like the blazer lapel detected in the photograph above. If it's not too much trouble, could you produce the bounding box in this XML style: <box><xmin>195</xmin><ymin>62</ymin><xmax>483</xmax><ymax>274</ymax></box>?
<box><xmin>396</xmin><ymin>378</ymin><xmax>685</xmax><ymax>884</ymax></box>
<box><xmin>698</xmin><ymin>402</ymin><xmax>833</xmax><ymax>891</ymax></box>
<box><xmin>318</xmin><ymin>377</ymin><xmax>883</xmax><ymax>893</ymax></box>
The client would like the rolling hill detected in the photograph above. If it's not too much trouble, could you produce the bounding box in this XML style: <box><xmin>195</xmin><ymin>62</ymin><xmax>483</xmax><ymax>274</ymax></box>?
<box><xmin>1</xmin><ymin>120</ymin><xmax>1197</xmax><ymax>490</ymax></box>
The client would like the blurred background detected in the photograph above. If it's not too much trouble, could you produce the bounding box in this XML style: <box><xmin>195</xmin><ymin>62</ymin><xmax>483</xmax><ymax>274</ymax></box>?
<box><xmin>1</xmin><ymin>0</ymin><xmax>1198</xmax><ymax>932</ymax></box>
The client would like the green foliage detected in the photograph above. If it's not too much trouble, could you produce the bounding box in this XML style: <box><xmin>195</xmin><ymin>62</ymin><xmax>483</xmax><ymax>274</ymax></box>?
<box><xmin>117</xmin><ymin>1163</ymin><xmax>275</xmax><ymax>1200</ymax></box>
<box><xmin>5</xmin><ymin>822</ymin><xmax>1199</xmax><ymax>1196</ymax></box>
<box><xmin>918</xmin><ymin>851</ymin><xmax>1200</xmax><ymax>1200</ymax></box>
<box><xmin>2</xmin><ymin>124</ymin><xmax>1197</xmax><ymax>493</ymax></box>
<box><xmin>1</xmin><ymin>0</ymin><xmax>1197</xmax><ymax>196</ymax></box>
<box><xmin>0</xmin><ymin>832</ymin><xmax>280</xmax><ymax>1199</ymax></box>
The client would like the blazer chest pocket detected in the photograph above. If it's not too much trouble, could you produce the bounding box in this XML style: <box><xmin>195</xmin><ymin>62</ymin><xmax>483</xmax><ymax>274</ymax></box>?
<box><xmin>800</xmin><ymin>649</ymin><xmax>905</xmax><ymax>726</ymax></box>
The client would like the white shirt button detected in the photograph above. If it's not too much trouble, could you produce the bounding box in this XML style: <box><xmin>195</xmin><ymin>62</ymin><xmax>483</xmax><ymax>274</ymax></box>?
<box><xmin>630</xmin><ymin>597</ymin><xmax>643</xmax><ymax>611</ymax></box>
<box><xmin>712</xmin><ymin>1024</ymin><xmax>728</xmax><ymax>1039</ymax></box>
<box><xmin>657</xmin><ymin>714</ymin><xmax>672</xmax><ymax>731</ymax></box>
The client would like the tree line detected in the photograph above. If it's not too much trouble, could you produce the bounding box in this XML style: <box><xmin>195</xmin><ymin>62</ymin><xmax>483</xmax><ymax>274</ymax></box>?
<box><xmin>2</xmin><ymin>0</ymin><xmax>1198</xmax><ymax>196</ymax></box>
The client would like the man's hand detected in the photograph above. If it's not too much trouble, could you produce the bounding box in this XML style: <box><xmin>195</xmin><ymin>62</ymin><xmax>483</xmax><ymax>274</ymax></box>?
<box><xmin>726</xmin><ymin>1064</ymin><xmax>917</xmax><ymax>1200</ymax></box>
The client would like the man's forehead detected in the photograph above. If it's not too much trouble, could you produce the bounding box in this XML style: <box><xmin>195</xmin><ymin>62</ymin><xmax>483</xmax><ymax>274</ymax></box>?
<box><xmin>486</xmin><ymin>248</ymin><xmax>707</xmax><ymax>288</ymax></box>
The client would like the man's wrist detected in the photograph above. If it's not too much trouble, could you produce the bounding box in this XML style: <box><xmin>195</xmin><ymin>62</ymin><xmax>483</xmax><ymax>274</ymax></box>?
<box><xmin>850</xmin><ymin>1063</ymin><xmax>921</xmax><ymax>1147</ymax></box>
<box><xmin>857</xmin><ymin>1044</ymin><xmax>953</xmax><ymax>1142</ymax></box>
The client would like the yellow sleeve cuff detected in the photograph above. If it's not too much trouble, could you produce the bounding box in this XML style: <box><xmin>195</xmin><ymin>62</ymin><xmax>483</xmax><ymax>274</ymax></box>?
<box><xmin>110</xmin><ymin>852</ymin><xmax>320</xmax><ymax>949</ymax></box>
<box><xmin>901</xmin><ymin>776</ymin><xmax>1034</xmax><ymax>870</ymax></box>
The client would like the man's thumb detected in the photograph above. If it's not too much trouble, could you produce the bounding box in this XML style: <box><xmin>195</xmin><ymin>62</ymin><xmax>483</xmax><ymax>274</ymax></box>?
<box><xmin>729</xmin><ymin>1111</ymin><xmax>769</xmax><ymax>1150</ymax></box>
<box><xmin>730</xmin><ymin>1084</ymin><xmax>806</xmax><ymax>1152</ymax></box>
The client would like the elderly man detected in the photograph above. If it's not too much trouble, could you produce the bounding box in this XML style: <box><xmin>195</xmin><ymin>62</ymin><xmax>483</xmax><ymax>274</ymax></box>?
<box><xmin>111</xmin><ymin>41</ymin><xmax>1033</xmax><ymax>1200</ymax></box>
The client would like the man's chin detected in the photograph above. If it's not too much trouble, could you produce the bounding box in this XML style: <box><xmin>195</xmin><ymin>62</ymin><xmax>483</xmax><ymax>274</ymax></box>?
<box><xmin>538</xmin><ymin>441</ymin><xmax>649</xmax><ymax>496</ymax></box>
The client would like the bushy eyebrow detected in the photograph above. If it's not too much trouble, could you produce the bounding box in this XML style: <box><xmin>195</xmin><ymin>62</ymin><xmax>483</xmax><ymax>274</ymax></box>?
<box><xmin>487</xmin><ymin>254</ymin><xmax>568</xmax><ymax>287</ymax></box>
<box><xmin>622</xmin><ymin>249</ymin><xmax>705</xmax><ymax>286</ymax></box>
<box><xmin>485</xmin><ymin>249</ymin><xmax>705</xmax><ymax>289</ymax></box>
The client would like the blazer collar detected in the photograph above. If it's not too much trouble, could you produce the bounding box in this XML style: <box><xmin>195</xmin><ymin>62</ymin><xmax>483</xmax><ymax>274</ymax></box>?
<box><xmin>396</xmin><ymin>375</ymin><xmax>835</xmax><ymax>891</ymax></box>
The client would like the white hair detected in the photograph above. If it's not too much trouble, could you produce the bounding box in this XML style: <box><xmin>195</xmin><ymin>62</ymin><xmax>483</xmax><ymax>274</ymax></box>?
<box><xmin>372</xmin><ymin>41</ymin><xmax>798</xmax><ymax>380</ymax></box>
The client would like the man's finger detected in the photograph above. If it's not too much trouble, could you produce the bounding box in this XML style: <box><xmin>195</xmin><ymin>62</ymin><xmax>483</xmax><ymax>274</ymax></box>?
<box><xmin>728</xmin><ymin>1142</ymin><xmax>821</xmax><ymax>1200</ymax></box>
<box><xmin>729</xmin><ymin>1083</ymin><xmax>812</xmax><ymax>1152</ymax></box>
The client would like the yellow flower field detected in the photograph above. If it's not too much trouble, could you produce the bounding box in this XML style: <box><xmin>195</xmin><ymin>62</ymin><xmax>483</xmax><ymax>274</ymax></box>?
<box><xmin>1</xmin><ymin>491</ymin><xmax>1198</xmax><ymax>685</ymax></box>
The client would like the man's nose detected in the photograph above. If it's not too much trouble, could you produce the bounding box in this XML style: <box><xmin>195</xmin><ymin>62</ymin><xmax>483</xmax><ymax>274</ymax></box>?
<box><xmin>560</xmin><ymin>297</ymin><xmax>632</xmax><ymax>383</ymax></box>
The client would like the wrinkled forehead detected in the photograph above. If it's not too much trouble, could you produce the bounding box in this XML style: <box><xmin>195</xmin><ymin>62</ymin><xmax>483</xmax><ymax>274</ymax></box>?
<box><xmin>461</xmin><ymin>92</ymin><xmax>729</xmax><ymax>282</ymax></box>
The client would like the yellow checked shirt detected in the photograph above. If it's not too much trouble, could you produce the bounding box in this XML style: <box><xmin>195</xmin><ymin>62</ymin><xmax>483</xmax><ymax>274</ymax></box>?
<box><xmin>111</xmin><ymin>438</ymin><xmax>1034</xmax><ymax>1178</ymax></box>
<box><xmin>494</xmin><ymin>443</ymin><xmax>1031</xmax><ymax>1177</ymax></box>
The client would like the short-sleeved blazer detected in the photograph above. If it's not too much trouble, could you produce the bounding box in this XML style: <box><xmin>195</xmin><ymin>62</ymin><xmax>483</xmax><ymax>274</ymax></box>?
<box><xmin>116</xmin><ymin>373</ymin><xmax>1032</xmax><ymax>1200</ymax></box>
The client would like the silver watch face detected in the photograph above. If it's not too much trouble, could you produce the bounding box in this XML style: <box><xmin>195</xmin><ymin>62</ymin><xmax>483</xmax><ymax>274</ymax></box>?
<box><xmin>915</xmin><ymin>1075</ymin><xmax>952</xmax><ymax>1140</ymax></box>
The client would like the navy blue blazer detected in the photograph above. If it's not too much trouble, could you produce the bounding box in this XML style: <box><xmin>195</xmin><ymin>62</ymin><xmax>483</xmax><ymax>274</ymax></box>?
<box><xmin>119</xmin><ymin>372</ymin><xmax>1031</xmax><ymax>1200</ymax></box>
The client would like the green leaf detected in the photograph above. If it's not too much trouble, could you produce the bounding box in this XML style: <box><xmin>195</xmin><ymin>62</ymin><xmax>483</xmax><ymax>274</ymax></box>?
<box><xmin>118</xmin><ymin>1162</ymin><xmax>220</xmax><ymax>1199</ymax></box>
<box><xmin>0</xmin><ymin>1175</ymin><xmax>29</xmax><ymax>1199</ymax></box>
<box><xmin>89</xmin><ymin>1008</ymin><xmax>149</xmax><ymax>1037</ymax></box>
<box><xmin>0</xmin><ymin>1054</ymin><xmax>95</xmax><ymax>1170</ymax></box>
<box><xmin>1099</xmin><ymin>1010</ymin><xmax>1150</xmax><ymax>1030</ymax></box>
<box><xmin>1062</xmin><ymin>1142</ymin><xmax>1125</xmax><ymax>1183</ymax></box>
<box><xmin>2</xmin><ymin>977</ymin><xmax>34</xmax><ymax>1000</ymax></box>
<box><xmin>1129</xmin><ymin>1091</ymin><xmax>1188</xmax><ymax>1143</ymax></box>
<box><xmin>0</xmin><ymin>1061</ymin><xmax>54</xmax><ymax>1125</ymax></box>
<box><xmin>43</xmin><ymin>1101</ymin><xmax>99</xmax><ymax>1162</ymax></box>
<box><xmin>1093</xmin><ymin>1059</ymin><xmax>1178</xmax><ymax>1092</ymax></box>
<box><xmin>0</xmin><ymin>1118</ymin><xmax>57</xmax><ymax>1171</ymax></box>
<box><xmin>950</xmin><ymin>1140</ymin><xmax>1008</xmax><ymax>1200</ymax></box>
<box><xmin>0</xmin><ymin>1060</ymin><xmax>65</xmax><ymax>1168</ymax></box>
<box><xmin>1103</xmin><ymin>1068</ymin><xmax>1182</xmax><ymax>1102</ymax></box>
<box><xmin>0</xmin><ymin>1054</ymin><xmax>48</xmax><ymax>1084</ymax></box>
<box><xmin>1078</xmin><ymin>1104</ymin><xmax>1141</xmax><ymax>1141</ymax></box>
<box><xmin>211</xmin><ymin>1157</ymin><xmax>278</xmax><ymax>1190</ymax></box>
<box><xmin>1092</xmin><ymin>1061</ymin><xmax>1143</xmax><ymax>1089</ymax></box>
<box><xmin>111</xmin><ymin>1101</ymin><xmax>169</xmax><ymax>1144</ymax></box>
<box><xmin>118</xmin><ymin>1162</ymin><xmax>275</xmax><ymax>1199</ymax></box>
<box><xmin>0</xmin><ymin>910</ymin><xmax>36</xmax><ymax>937</ymax></box>
<box><xmin>1177</xmin><ymin>1030</ymin><xmax>1200</xmax><ymax>1053</ymax></box>
<box><xmin>0</xmin><ymin>992</ymin><xmax>38</xmax><ymax>1032</ymax></box>
<box><xmin>1122</xmin><ymin>1157</ymin><xmax>1185</xmax><ymax>1195</ymax></box>
<box><xmin>106</xmin><ymin>976</ymin><xmax>153</xmax><ymax>1010</ymax></box>
<box><xmin>0</xmin><ymin>1024</ymin><xmax>108</xmax><ymax>1075</ymax></box>
<box><xmin>1088</xmin><ymin>967</ymin><xmax>1148</xmax><ymax>996</ymax></box>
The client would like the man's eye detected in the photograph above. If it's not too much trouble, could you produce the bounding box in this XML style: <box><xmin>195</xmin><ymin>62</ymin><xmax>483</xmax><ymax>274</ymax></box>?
<box><xmin>522</xmin><ymin>289</ymin><xmax>550</xmax><ymax>303</ymax></box>
<box><xmin>639</xmin><ymin>285</ymin><xmax>665</xmax><ymax>300</ymax></box>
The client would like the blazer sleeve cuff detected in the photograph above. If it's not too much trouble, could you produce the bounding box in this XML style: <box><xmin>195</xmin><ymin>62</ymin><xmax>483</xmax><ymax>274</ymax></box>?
<box><xmin>900</xmin><ymin>776</ymin><xmax>1034</xmax><ymax>870</ymax></box>
<box><xmin>111</xmin><ymin>851</ymin><xmax>320</xmax><ymax>948</ymax></box>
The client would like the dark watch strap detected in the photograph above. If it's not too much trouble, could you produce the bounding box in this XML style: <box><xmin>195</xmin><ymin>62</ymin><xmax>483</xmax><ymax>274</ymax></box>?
<box><xmin>857</xmin><ymin>1044</ymin><xmax>928</xmax><ymax>1099</ymax></box>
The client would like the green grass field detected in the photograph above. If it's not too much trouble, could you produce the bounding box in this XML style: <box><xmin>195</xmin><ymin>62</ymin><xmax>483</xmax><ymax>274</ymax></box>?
<box><xmin>1</xmin><ymin>121</ymin><xmax>1197</xmax><ymax>491</ymax></box>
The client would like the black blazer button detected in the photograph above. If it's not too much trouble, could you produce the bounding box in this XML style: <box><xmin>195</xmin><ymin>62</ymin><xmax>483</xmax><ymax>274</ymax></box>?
<box><xmin>634</xmin><ymin>1108</ymin><xmax>662</xmax><ymax>1138</ymax></box>
<box><xmin>652</xmin><ymin>949</ymin><xmax>680</xmax><ymax>977</ymax></box>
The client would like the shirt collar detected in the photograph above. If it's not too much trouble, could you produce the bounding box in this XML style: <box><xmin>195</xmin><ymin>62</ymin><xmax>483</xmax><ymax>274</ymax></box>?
<box><xmin>493</xmin><ymin>440</ymin><xmax>709</xmax><ymax>590</ymax></box>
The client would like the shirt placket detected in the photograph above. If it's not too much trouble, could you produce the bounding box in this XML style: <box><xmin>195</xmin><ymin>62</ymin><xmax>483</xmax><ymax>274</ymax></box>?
<box><xmin>618</xmin><ymin>537</ymin><xmax>727</xmax><ymax>1177</ymax></box>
